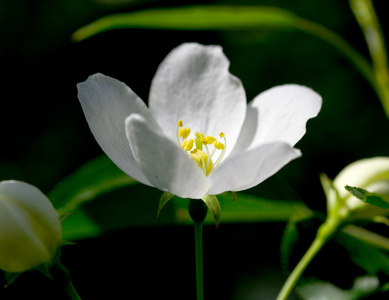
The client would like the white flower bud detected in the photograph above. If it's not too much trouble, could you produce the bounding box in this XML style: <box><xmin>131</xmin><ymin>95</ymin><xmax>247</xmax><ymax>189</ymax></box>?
<box><xmin>0</xmin><ymin>180</ymin><xmax>62</xmax><ymax>273</ymax></box>
<box><xmin>324</xmin><ymin>157</ymin><xmax>389</xmax><ymax>219</ymax></box>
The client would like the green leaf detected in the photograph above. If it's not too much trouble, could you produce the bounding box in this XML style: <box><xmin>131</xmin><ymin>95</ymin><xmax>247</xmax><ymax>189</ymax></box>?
<box><xmin>61</xmin><ymin>184</ymin><xmax>313</xmax><ymax>241</ymax></box>
<box><xmin>53</xmin><ymin>164</ymin><xmax>312</xmax><ymax>241</ymax></box>
<box><xmin>202</xmin><ymin>194</ymin><xmax>221</xmax><ymax>228</ymax></box>
<box><xmin>71</xmin><ymin>5</ymin><xmax>374</xmax><ymax>88</ymax></box>
<box><xmin>72</xmin><ymin>6</ymin><xmax>297</xmax><ymax>41</ymax></box>
<box><xmin>47</xmin><ymin>154</ymin><xmax>138</xmax><ymax>217</ymax></box>
<box><xmin>345</xmin><ymin>185</ymin><xmax>389</xmax><ymax>209</ymax></box>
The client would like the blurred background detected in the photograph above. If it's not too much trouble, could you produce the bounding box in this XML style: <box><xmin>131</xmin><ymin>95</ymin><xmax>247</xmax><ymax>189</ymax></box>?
<box><xmin>1</xmin><ymin>0</ymin><xmax>389</xmax><ymax>299</ymax></box>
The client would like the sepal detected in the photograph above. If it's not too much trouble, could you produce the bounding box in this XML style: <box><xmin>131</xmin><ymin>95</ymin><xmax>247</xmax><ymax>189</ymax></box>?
<box><xmin>61</xmin><ymin>212</ymin><xmax>75</xmax><ymax>223</ymax></box>
<box><xmin>157</xmin><ymin>192</ymin><xmax>175</xmax><ymax>220</ymax></box>
<box><xmin>36</xmin><ymin>263</ymin><xmax>53</xmax><ymax>280</ymax></box>
<box><xmin>345</xmin><ymin>185</ymin><xmax>389</xmax><ymax>209</ymax></box>
<box><xmin>202</xmin><ymin>194</ymin><xmax>221</xmax><ymax>228</ymax></box>
<box><xmin>3</xmin><ymin>271</ymin><xmax>21</xmax><ymax>287</ymax></box>
<box><xmin>320</xmin><ymin>173</ymin><xmax>341</xmax><ymax>214</ymax></box>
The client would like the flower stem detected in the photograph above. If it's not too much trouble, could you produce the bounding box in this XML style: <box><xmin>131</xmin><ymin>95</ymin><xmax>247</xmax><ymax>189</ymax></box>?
<box><xmin>189</xmin><ymin>199</ymin><xmax>208</xmax><ymax>300</ymax></box>
<box><xmin>276</xmin><ymin>216</ymin><xmax>341</xmax><ymax>300</ymax></box>
<box><xmin>64</xmin><ymin>278</ymin><xmax>81</xmax><ymax>300</ymax></box>
<box><xmin>276</xmin><ymin>236</ymin><xmax>325</xmax><ymax>300</ymax></box>
<box><xmin>52</xmin><ymin>264</ymin><xmax>82</xmax><ymax>300</ymax></box>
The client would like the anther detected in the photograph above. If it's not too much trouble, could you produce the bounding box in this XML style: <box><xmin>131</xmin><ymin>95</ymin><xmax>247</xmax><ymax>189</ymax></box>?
<box><xmin>184</xmin><ymin>139</ymin><xmax>194</xmax><ymax>151</ymax></box>
<box><xmin>190</xmin><ymin>149</ymin><xmax>207</xmax><ymax>167</ymax></box>
<box><xmin>177</xmin><ymin>120</ymin><xmax>226</xmax><ymax>177</ymax></box>
<box><xmin>181</xmin><ymin>140</ymin><xmax>188</xmax><ymax>149</ymax></box>
<box><xmin>179</xmin><ymin>127</ymin><xmax>191</xmax><ymax>139</ymax></box>
<box><xmin>214</xmin><ymin>141</ymin><xmax>225</xmax><ymax>150</ymax></box>
<box><xmin>204</xmin><ymin>136</ymin><xmax>217</xmax><ymax>144</ymax></box>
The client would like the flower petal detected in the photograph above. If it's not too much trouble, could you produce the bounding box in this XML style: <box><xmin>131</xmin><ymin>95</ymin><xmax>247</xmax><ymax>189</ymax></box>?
<box><xmin>77</xmin><ymin>73</ymin><xmax>159</xmax><ymax>186</ymax></box>
<box><xmin>149</xmin><ymin>43</ymin><xmax>246</xmax><ymax>157</ymax></box>
<box><xmin>125</xmin><ymin>114</ymin><xmax>210</xmax><ymax>199</ymax></box>
<box><xmin>232</xmin><ymin>84</ymin><xmax>321</xmax><ymax>154</ymax></box>
<box><xmin>209</xmin><ymin>143</ymin><xmax>301</xmax><ymax>195</ymax></box>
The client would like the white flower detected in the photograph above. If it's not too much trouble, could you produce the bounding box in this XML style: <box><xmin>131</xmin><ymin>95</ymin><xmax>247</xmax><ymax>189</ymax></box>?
<box><xmin>77</xmin><ymin>43</ymin><xmax>322</xmax><ymax>199</ymax></box>
<box><xmin>0</xmin><ymin>180</ymin><xmax>62</xmax><ymax>273</ymax></box>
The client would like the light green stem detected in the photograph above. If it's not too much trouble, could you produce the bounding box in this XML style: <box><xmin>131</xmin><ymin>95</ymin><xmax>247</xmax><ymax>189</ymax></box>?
<box><xmin>65</xmin><ymin>279</ymin><xmax>82</xmax><ymax>300</ymax></box>
<box><xmin>277</xmin><ymin>236</ymin><xmax>325</xmax><ymax>300</ymax></box>
<box><xmin>349</xmin><ymin>0</ymin><xmax>389</xmax><ymax>117</ymax></box>
<box><xmin>276</xmin><ymin>216</ymin><xmax>341</xmax><ymax>300</ymax></box>
<box><xmin>342</xmin><ymin>224</ymin><xmax>389</xmax><ymax>250</ymax></box>
<box><xmin>194</xmin><ymin>221</ymin><xmax>204</xmax><ymax>300</ymax></box>
<box><xmin>53</xmin><ymin>264</ymin><xmax>82</xmax><ymax>300</ymax></box>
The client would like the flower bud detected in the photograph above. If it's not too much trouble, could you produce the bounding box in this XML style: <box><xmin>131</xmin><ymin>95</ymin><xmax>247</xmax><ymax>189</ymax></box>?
<box><xmin>0</xmin><ymin>180</ymin><xmax>62</xmax><ymax>273</ymax></box>
<box><xmin>323</xmin><ymin>157</ymin><xmax>389</xmax><ymax>219</ymax></box>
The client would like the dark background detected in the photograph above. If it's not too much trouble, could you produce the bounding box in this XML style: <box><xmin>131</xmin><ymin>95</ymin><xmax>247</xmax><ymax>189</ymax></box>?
<box><xmin>1</xmin><ymin>0</ymin><xmax>389</xmax><ymax>299</ymax></box>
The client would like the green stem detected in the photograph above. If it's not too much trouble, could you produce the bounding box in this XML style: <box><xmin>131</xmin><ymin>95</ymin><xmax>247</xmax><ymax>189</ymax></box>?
<box><xmin>64</xmin><ymin>278</ymin><xmax>81</xmax><ymax>300</ymax></box>
<box><xmin>188</xmin><ymin>199</ymin><xmax>207</xmax><ymax>300</ymax></box>
<box><xmin>276</xmin><ymin>216</ymin><xmax>341</xmax><ymax>300</ymax></box>
<box><xmin>277</xmin><ymin>236</ymin><xmax>325</xmax><ymax>300</ymax></box>
<box><xmin>52</xmin><ymin>264</ymin><xmax>82</xmax><ymax>300</ymax></box>
<box><xmin>349</xmin><ymin>0</ymin><xmax>389</xmax><ymax>117</ymax></box>
<box><xmin>342</xmin><ymin>224</ymin><xmax>389</xmax><ymax>251</ymax></box>
<box><xmin>349</xmin><ymin>0</ymin><xmax>388</xmax><ymax>72</ymax></box>
<box><xmin>194</xmin><ymin>221</ymin><xmax>204</xmax><ymax>300</ymax></box>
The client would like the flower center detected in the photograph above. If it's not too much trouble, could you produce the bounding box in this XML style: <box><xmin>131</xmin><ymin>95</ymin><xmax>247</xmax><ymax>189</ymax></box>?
<box><xmin>176</xmin><ymin>120</ymin><xmax>226</xmax><ymax>176</ymax></box>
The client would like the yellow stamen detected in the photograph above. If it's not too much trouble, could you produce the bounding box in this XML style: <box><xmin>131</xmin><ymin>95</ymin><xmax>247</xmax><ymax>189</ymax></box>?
<box><xmin>181</xmin><ymin>140</ymin><xmax>188</xmax><ymax>149</ymax></box>
<box><xmin>177</xmin><ymin>120</ymin><xmax>226</xmax><ymax>177</ymax></box>
<box><xmin>191</xmin><ymin>149</ymin><xmax>207</xmax><ymax>160</ymax></box>
<box><xmin>214</xmin><ymin>133</ymin><xmax>227</xmax><ymax>168</ymax></box>
<box><xmin>190</xmin><ymin>149</ymin><xmax>207</xmax><ymax>165</ymax></box>
<box><xmin>179</xmin><ymin>127</ymin><xmax>191</xmax><ymax>139</ymax></box>
<box><xmin>190</xmin><ymin>149</ymin><xmax>213</xmax><ymax>176</ymax></box>
<box><xmin>205</xmin><ymin>160</ymin><xmax>213</xmax><ymax>176</ymax></box>
<box><xmin>203</xmin><ymin>143</ymin><xmax>211</xmax><ymax>169</ymax></box>
<box><xmin>214</xmin><ymin>141</ymin><xmax>225</xmax><ymax>150</ymax></box>
<box><xmin>184</xmin><ymin>139</ymin><xmax>194</xmax><ymax>151</ymax></box>
<box><xmin>204</xmin><ymin>136</ymin><xmax>217</xmax><ymax>144</ymax></box>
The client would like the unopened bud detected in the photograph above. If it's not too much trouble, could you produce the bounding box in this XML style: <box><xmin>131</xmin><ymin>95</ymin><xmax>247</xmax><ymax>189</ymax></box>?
<box><xmin>0</xmin><ymin>180</ymin><xmax>62</xmax><ymax>273</ymax></box>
